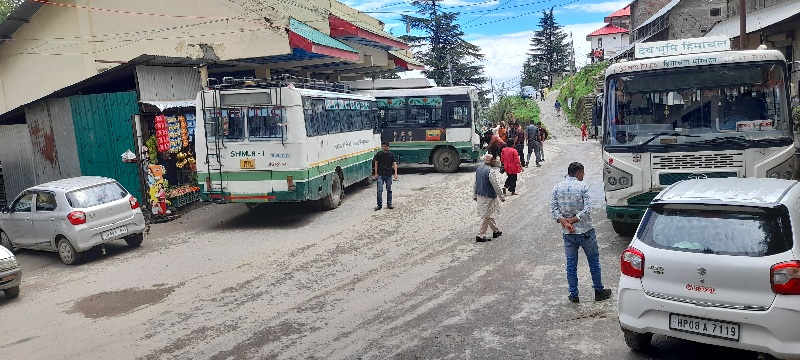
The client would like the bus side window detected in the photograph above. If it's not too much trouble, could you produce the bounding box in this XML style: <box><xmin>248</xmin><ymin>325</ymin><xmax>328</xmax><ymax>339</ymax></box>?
<box><xmin>342</xmin><ymin>109</ymin><xmax>354</xmax><ymax>132</ymax></box>
<box><xmin>313</xmin><ymin>99</ymin><xmax>326</xmax><ymax>135</ymax></box>
<box><xmin>449</xmin><ymin>104</ymin><xmax>469</xmax><ymax>127</ymax></box>
<box><xmin>353</xmin><ymin>110</ymin><xmax>364</xmax><ymax>131</ymax></box>
<box><xmin>304</xmin><ymin>105</ymin><xmax>316</xmax><ymax>136</ymax></box>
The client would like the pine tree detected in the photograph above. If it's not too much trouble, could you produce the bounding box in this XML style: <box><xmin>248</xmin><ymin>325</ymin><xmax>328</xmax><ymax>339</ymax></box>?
<box><xmin>400</xmin><ymin>0</ymin><xmax>488</xmax><ymax>88</ymax></box>
<box><xmin>521</xmin><ymin>8</ymin><xmax>570</xmax><ymax>88</ymax></box>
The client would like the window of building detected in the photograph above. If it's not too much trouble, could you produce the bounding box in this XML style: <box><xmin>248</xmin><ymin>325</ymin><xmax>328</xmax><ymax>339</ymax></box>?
<box><xmin>598</xmin><ymin>38</ymin><xmax>603</xmax><ymax>48</ymax></box>
<box><xmin>710</xmin><ymin>7</ymin><xmax>721</xmax><ymax>16</ymax></box>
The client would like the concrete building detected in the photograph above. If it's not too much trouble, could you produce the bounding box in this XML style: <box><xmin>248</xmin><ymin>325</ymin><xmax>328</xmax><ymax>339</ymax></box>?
<box><xmin>586</xmin><ymin>5</ymin><xmax>631</xmax><ymax>62</ymax></box>
<box><xmin>0</xmin><ymin>0</ymin><xmax>420</xmax><ymax>206</ymax></box>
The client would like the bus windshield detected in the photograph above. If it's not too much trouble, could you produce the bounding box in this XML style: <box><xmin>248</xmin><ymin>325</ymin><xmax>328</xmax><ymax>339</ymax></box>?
<box><xmin>604</xmin><ymin>62</ymin><xmax>792</xmax><ymax>151</ymax></box>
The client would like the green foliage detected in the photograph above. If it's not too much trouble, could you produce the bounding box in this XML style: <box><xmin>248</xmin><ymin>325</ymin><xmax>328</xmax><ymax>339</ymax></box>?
<box><xmin>556</xmin><ymin>61</ymin><xmax>610</xmax><ymax>124</ymax></box>
<box><xmin>486</xmin><ymin>96</ymin><xmax>540</xmax><ymax>126</ymax></box>
<box><xmin>400</xmin><ymin>0</ymin><xmax>488</xmax><ymax>88</ymax></box>
<box><xmin>0</xmin><ymin>0</ymin><xmax>23</xmax><ymax>22</ymax></box>
<box><xmin>521</xmin><ymin>8</ymin><xmax>571</xmax><ymax>89</ymax></box>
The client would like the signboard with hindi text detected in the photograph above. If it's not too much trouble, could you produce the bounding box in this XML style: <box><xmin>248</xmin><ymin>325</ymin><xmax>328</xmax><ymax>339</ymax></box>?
<box><xmin>634</xmin><ymin>36</ymin><xmax>730</xmax><ymax>59</ymax></box>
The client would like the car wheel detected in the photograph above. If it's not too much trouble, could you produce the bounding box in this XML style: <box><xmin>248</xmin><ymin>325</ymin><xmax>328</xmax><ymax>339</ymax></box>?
<box><xmin>320</xmin><ymin>171</ymin><xmax>343</xmax><ymax>210</ymax></box>
<box><xmin>57</xmin><ymin>237</ymin><xmax>81</xmax><ymax>265</ymax></box>
<box><xmin>3</xmin><ymin>286</ymin><xmax>19</xmax><ymax>299</ymax></box>
<box><xmin>622</xmin><ymin>329</ymin><xmax>652</xmax><ymax>351</ymax></box>
<box><xmin>433</xmin><ymin>147</ymin><xmax>460</xmax><ymax>173</ymax></box>
<box><xmin>124</xmin><ymin>233</ymin><xmax>144</xmax><ymax>247</ymax></box>
<box><xmin>0</xmin><ymin>231</ymin><xmax>15</xmax><ymax>253</ymax></box>
<box><xmin>612</xmin><ymin>220</ymin><xmax>637</xmax><ymax>237</ymax></box>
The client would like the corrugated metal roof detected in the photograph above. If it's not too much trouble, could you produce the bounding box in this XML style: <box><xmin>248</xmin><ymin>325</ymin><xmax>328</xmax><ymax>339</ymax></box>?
<box><xmin>136</xmin><ymin>65</ymin><xmax>202</xmax><ymax>103</ymax></box>
<box><xmin>633</xmin><ymin>0</ymin><xmax>681</xmax><ymax>32</ymax></box>
<box><xmin>705</xmin><ymin>0</ymin><xmax>800</xmax><ymax>37</ymax></box>
<box><xmin>328</xmin><ymin>6</ymin><xmax>404</xmax><ymax>44</ymax></box>
<box><xmin>289</xmin><ymin>18</ymin><xmax>357</xmax><ymax>53</ymax></box>
<box><xmin>587</xmin><ymin>24</ymin><xmax>629</xmax><ymax>38</ymax></box>
<box><xmin>0</xmin><ymin>1</ymin><xmax>44</xmax><ymax>46</ymax></box>
<box><xmin>605</xmin><ymin>5</ymin><xmax>631</xmax><ymax>22</ymax></box>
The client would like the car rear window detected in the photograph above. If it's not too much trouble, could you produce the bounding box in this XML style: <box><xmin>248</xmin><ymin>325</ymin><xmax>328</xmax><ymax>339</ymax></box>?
<box><xmin>638</xmin><ymin>204</ymin><xmax>793</xmax><ymax>257</ymax></box>
<box><xmin>66</xmin><ymin>182</ymin><xmax>129</xmax><ymax>208</ymax></box>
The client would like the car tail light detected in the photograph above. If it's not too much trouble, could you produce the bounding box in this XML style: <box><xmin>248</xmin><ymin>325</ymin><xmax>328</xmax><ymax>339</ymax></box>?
<box><xmin>129</xmin><ymin>196</ymin><xmax>140</xmax><ymax>209</ymax></box>
<box><xmin>67</xmin><ymin>211</ymin><xmax>86</xmax><ymax>225</ymax></box>
<box><xmin>771</xmin><ymin>261</ymin><xmax>800</xmax><ymax>295</ymax></box>
<box><xmin>621</xmin><ymin>247</ymin><xmax>645</xmax><ymax>278</ymax></box>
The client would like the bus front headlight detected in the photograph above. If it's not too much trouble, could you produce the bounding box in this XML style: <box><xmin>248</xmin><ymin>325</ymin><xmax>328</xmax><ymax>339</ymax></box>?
<box><xmin>767</xmin><ymin>156</ymin><xmax>796</xmax><ymax>180</ymax></box>
<box><xmin>605</xmin><ymin>163</ymin><xmax>633</xmax><ymax>191</ymax></box>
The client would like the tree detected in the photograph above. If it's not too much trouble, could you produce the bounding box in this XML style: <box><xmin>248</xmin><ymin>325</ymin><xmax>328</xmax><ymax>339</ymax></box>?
<box><xmin>521</xmin><ymin>8</ymin><xmax>570</xmax><ymax>88</ymax></box>
<box><xmin>0</xmin><ymin>0</ymin><xmax>23</xmax><ymax>23</ymax></box>
<box><xmin>400</xmin><ymin>0</ymin><xmax>488</xmax><ymax>88</ymax></box>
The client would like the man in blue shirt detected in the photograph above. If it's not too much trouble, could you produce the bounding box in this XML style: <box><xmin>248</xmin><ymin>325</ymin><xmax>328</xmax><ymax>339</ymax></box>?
<box><xmin>550</xmin><ymin>162</ymin><xmax>612</xmax><ymax>303</ymax></box>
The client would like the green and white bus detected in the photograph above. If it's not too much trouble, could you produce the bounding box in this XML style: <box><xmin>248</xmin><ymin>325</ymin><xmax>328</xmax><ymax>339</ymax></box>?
<box><xmin>603</xmin><ymin>38</ymin><xmax>796</xmax><ymax>235</ymax></box>
<box><xmin>356</xmin><ymin>86</ymin><xmax>482</xmax><ymax>173</ymax></box>
<box><xmin>196</xmin><ymin>79</ymin><xmax>379</xmax><ymax>209</ymax></box>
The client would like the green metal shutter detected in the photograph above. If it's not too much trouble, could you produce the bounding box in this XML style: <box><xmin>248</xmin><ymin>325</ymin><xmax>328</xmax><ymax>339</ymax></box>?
<box><xmin>69</xmin><ymin>92</ymin><xmax>142</xmax><ymax>199</ymax></box>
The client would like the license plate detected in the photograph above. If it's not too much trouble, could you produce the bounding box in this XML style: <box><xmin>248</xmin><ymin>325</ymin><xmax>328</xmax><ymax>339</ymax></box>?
<box><xmin>101</xmin><ymin>226</ymin><xmax>128</xmax><ymax>240</ymax></box>
<box><xmin>240</xmin><ymin>159</ymin><xmax>255</xmax><ymax>169</ymax></box>
<box><xmin>669</xmin><ymin>314</ymin><xmax>739</xmax><ymax>341</ymax></box>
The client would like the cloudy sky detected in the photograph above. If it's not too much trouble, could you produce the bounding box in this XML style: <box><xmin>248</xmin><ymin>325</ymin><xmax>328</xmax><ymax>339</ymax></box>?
<box><xmin>341</xmin><ymin>0</ymin><xmax>630</xmax><ymax>91</ymax></box>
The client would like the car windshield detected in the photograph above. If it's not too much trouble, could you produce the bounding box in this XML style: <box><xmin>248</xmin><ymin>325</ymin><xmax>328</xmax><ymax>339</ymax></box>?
<box><xmin>604</xmin><ymin>62</ymin><xmax>792</xmax><ymax>151</ymax></box>
<box><xmin>637</xmin><ymin>204</ymin><xmax>793</xmax><ymax>256</ymax></box>
<box><xmin>66</xmin><ymin>182</ymin><xmax>128</xmax><ymax>208</ymax></box>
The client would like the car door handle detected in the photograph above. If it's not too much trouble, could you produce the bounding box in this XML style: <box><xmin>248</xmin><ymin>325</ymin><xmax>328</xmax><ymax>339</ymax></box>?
<box><xmin>50</xmin><ymin>218</ymin><xmax>55</xmax><ymax>221</ymax></box>
<box><xmin>25</xmin><ymin>216</ymin><xmax>30</xmax><ymax>221</ymax></box>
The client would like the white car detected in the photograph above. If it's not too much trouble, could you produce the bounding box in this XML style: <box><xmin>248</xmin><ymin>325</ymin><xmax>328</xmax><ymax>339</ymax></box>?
<box><xmin>618</xmin><ymin>178</ymin><xmax>800</xmax><ymax>360</ymax></box>
<box><xmin>0</xmin><ymin>245</ymin><xmax>21</xmax><ymax>299</ymax></box>
<box><xmin>0</xmin><ymin>176</ymin><xmax>146</xmax><ymax>265</ymax></box>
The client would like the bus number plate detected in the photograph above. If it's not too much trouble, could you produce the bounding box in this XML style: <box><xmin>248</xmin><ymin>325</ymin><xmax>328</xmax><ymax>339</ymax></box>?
<box><xmin>240</xmin><ymin>159</ymin><xmax>255</xmax><ymax>169</ymax></box>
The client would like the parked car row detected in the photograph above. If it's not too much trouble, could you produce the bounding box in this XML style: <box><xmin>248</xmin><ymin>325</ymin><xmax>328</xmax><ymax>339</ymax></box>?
<box><xmin>0</xmin><ymin>176</ymin><xmax>147</xmax><ymax>299</ymax></box>
<box><xmin>618</xmin><ymin>178</ymin><xmax>800</xmax><ymax>360</ymax></box>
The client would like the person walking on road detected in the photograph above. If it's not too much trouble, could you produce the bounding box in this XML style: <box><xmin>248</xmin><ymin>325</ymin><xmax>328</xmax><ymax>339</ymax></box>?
<box><xmin>551</xmin><ymin>162</ymin><xmax>612</xmax><ymax>303</ymax></box>
<box><xmin>538</xmin><ymin>122</ymin><xmax>548</xmax><ymax>162</ymax></box>
<box><xmin>581</xmin><ymin>121</ymin><xmax>588</xmax><ymax>141</ymax></box>
<box><xmin>510</xmin><ymin>122</ymin><xmax>526</xmax><ymax>166</ymax></box>
<box><xmin>373</xmin><ymin>142</ymin><xmax>398</xmax><ymax>210</ymax></box>
<box><xmin>525</xmin><ymin>122</ymin><xmax>542</xmax><ymax>167</ymax></box>
<box><xmin>554</xmin><ymin>99</ymin><xmax>562</xmax><ymax>117</ymax></box>
<box><xmin>473</xmin><ymin>154</ymin><xmax>505</xmax><ymax>242</ymax></box>
<box><xmin>500</xmin><ymin>145</ymin><xmax>523</xmax><ymax>195</ymax></box>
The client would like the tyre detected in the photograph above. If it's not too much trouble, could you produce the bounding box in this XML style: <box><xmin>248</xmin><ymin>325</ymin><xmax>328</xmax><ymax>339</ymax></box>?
<box><xmin>57</xmin><ymin>237</ymin><xmax>81</xmax><ymax>265</ymax></box>
<box><xmin>1</xmin><ymin>231</ymin><xmax>15</xmax><ymax>253</ymax></box>
<box><xmin>612</xmin><ymin>220</ymin><xmax>637</xmax><ymax>237</ymax></box>
<box><xmin>433</xmin><ymin>147</ymin><xmax>460</xmax><ymax>173</ymax></box>
<box><xmin>321</xmin><ymin>171</ymin><xmax>343</xmax><ymax>210</ymax></box>
<box><xmin>245</xmin><ymin>202</ymin><xmax>264</xmax><ymax>210</ymax></box>
<box><xmin>124</xmin><ymin>233</ymin><xmax>144</xmax><ymax>247</ymax></box>
<box><xmin>3</xmin><ymin>286</ymin><xmax>20</xmax><ymax>299</ymax></box>
<box><xmin>622</xmin><ymin>329</ymin><xmax>652</xmax><ymax>351</ymax></box>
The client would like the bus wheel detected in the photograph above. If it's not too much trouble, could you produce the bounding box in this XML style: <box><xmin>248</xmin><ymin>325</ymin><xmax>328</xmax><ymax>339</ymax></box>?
<box><xmin>612</xmin><ymin>220</ymin><xmax>637</xmax><ymax>237</ymax></box>
<box><xmin>433</xmin><ymin>148</ymin><xmax>460</xmax><ymax>173</ymax></box>
<box><xmin>321</xmin><ymin>172</ymin><xmax>343</xmax><ymax>210</ymax></box>
<box><xmin>245</xmin><ymin>202</ymin><xmax>263</xmax><ymax>210</ymax></box>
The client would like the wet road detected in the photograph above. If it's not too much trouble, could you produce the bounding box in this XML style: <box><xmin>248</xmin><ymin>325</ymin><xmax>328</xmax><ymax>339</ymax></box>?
<box><xmin>1</xmin><ymin>92</ymin><xmax>765</xmax><ymax>359</ymax></box>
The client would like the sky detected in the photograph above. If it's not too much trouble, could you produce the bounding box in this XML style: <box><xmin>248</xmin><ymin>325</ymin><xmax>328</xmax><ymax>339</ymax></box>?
<box><xmin>341</xmin><ymin>0</ymin><xmax>630</xmax><ymax>92</ymax></box>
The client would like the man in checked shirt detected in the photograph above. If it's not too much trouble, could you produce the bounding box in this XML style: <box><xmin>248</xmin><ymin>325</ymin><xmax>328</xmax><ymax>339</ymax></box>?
<box><xmin>551</xmin><ymin>162</ymin><xmax>613</xmax><ymax>304</ymax></box>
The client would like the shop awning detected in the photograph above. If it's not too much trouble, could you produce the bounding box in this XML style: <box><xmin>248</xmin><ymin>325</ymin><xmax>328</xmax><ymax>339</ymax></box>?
<box><xmin>705</xmin><ymin>0</ymin><xmax>800</xmax><ymax>38</ymax></box>
<box><xmin>287</xmin><ymin>18</ymin><xmax>360</xmax><ymax>62</ymax></box>
<box><xmin>388</xmin><ymin>50</ymin><xmax>424</xmax><ymax>70</ymax></box>
<box><xmin>329</xmin><ymin>15</ymin><xmax>409</xmax><ymax>51</ymax></box>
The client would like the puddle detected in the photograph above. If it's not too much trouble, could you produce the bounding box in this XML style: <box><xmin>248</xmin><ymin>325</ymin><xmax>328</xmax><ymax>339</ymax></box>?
<box><xmin>68</xmin><ymin>285</ymin><xmax>177</xmax><ymax>318</ymax></box>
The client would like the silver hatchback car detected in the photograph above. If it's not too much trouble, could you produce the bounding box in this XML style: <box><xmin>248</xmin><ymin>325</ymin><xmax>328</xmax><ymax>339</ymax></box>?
<box><xmin>618</xmin><ymin>178</ymin><xmax>800</xmax><ymax>359</ymax></box>
<box><xmin>0</xmin><ymin>176</ymin><xmax>146</xmax><ymax>265</ymax></box>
